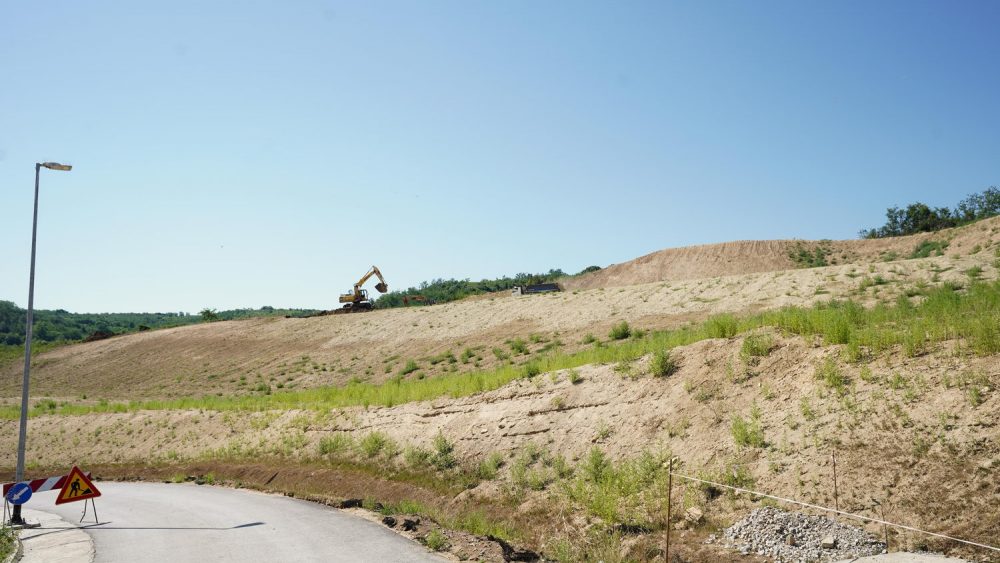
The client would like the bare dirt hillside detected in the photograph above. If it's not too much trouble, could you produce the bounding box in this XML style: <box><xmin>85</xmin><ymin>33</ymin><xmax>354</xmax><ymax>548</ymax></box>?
<box><xmin>3</xmin><ymin>331</ymin><xmax>997</xmax><ymax>557</ymax></box>
<box><xmin>0</xmin><ymin>248</ymin><xmax>995</xmax><ymax>402</ymax></box>
<box><xmin>563</xmin><ymin>216</ymin><xmax>1000</xmax><ymax>290</ymax></box>
<box><xmin>1</xmin><ymin>219</ymin><xmax>998</xmax><ymax>561</ymax></box>
<box><xmin>1</xmin><ymin>218</ymin><xmax>997</xmax><ymax>402</ymax></box>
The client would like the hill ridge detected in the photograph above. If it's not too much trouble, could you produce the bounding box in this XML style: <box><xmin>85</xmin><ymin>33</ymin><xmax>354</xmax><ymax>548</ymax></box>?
<box><xmin>563</xmin><ymin>215</ymin><xmax>1000</xmax><ymax>290</ymax></box>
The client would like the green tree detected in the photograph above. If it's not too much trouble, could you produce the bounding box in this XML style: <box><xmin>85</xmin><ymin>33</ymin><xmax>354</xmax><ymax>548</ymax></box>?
<box><xmin>860</xmin><ymin>187</ymin><xmax>999</xmax><ymax>238</ymax></box>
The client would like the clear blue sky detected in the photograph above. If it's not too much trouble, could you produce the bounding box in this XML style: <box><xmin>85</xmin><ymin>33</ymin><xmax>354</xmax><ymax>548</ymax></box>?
<box><xmin>2</xmin><ymin>1</ymin><xmax>998</xmax><ymax>313</ymax></box>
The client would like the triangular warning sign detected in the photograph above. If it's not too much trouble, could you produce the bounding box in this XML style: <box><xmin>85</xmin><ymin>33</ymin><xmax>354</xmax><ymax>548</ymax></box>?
<box><xmin>55</xmin><ymin>466</ymin><xmax>101</xmax><ymax>505</ymax></box>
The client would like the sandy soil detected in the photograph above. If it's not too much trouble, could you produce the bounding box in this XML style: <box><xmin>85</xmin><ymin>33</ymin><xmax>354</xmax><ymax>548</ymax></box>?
<box><xmin>563</xmin><ymin>216</ymin><xmax>1000</xmax><ymax>290</ymax></box>
<box><xmin>1</xmin><ymin>229</ymin><xmax>997</xmax><ymax>401</ymax></box>
<box><xmin>0</xmin><ymin>218</ymin><xmax>998</xmax><ymax>561</ymax></box>
<box><xmin>2</xmin><ymin>331</ymin><xmax>996</xmax><ymax>556</ymax></box>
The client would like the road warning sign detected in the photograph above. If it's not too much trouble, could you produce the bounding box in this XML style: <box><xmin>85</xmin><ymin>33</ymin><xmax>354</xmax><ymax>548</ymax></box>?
<box><xmin>55</xmin><ymin>466</ymin><xmax>101</xmax><ymax>505</ymax></box>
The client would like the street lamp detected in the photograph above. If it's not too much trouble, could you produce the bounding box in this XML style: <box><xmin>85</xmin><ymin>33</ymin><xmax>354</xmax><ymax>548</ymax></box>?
<box><xmin>10</xmin><ymin>162</ymin><xmax>72</xmax><ymax>526</ymax></box>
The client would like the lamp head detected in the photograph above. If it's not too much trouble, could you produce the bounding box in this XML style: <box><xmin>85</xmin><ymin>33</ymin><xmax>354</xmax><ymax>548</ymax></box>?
<box><xmin>40</xmin><ymin>162</ymin><xmax>72</xmax><ymax>171</ymax></box>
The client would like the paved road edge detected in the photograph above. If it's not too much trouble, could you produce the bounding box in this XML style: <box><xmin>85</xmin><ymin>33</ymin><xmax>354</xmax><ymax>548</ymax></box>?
<box><xmin>17</xmin><ymin>508</ymin><xmax>94</xmax><ymax>563</ymax></box>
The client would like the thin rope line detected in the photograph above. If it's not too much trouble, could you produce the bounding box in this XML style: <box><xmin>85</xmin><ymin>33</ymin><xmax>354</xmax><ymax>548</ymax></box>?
<box><xmin>670</xmin><ymin>471</ymin><xmax>1000</xmax><ymax>553</ymax></box>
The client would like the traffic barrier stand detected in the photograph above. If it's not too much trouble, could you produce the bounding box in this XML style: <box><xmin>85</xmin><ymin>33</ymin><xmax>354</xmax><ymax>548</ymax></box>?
<box><xmin>79</xmin><ymin>497</ymin><xmax>98</xmax><ymax>525</ymax></box>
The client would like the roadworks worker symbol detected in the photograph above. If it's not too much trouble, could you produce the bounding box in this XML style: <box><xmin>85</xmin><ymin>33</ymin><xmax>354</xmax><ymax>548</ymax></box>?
<box><xmin>55</xmin><ymin>466</ymin><xmax>101</xmax><ymax>505</ymax></box>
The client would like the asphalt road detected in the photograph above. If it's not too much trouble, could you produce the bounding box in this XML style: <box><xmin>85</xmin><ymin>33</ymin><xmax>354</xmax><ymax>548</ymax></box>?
<box><xmin>40</xmin><ymin>482</ymin><xmax>445</xmax><ymax>563</ymax></box>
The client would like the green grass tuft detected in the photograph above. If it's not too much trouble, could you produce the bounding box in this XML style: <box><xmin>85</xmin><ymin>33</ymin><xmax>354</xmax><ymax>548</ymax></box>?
<box><xmin>649</xmin><ymin>349</ymin><xmax>678</xmax><ymax>377</ymax></box>
<box><xmin>731</xmin><ymin>406</ymin><xmax>765</xmax><ymax>448</ymax></box>
<box><xmin>608</xmin><ymin>321</ymin><xmax>631</xmax><ymax>341</ymax></box>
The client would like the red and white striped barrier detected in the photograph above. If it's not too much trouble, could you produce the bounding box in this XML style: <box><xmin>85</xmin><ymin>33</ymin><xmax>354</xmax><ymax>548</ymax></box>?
<box><xmin>3</xmin><ymin>471</ymin><xmax>91</xmax><ymax>496</ymax></box>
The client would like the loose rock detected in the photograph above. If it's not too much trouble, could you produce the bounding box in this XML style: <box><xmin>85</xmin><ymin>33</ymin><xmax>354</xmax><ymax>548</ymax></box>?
<box><xmin>685</xmin><ymin>506</ymin><xmax>704</xmax><ymax>524</ymax></box>
<box><xmin>722</xmin><ymin>507</ymin><xmax>885</xmax><ymax>562</ymax></box>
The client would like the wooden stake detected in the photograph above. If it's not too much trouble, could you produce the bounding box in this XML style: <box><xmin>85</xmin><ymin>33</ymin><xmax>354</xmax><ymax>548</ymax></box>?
<box><xmin>665</xmin><ymin>458</ymin><xmax>673</xmax><ymax>562</ymax></box>
<box><xmin>832</xmin><ymin>449</ymin><xmax>839</xmax><ymax>512</ymax></box>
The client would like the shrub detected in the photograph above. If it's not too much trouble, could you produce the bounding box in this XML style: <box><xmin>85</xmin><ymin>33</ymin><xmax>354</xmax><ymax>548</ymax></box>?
<box><xmin>608</xmin><ymin>321</ymin><xmax>631</xmax><ymax>341</ymax></box>
<box><xmin>428</xmin><ymin>351</ymin><xmax>456</xmax><ymax>365</ymax></box>
<box><xmin>509</xmin><ymin>338</ymin><xmax>529</xmax><ymax>355</ymax></box>
<box><xmin>35</xmin><ymin>398</ymin><xmax>58</xmax><ymax>411</ymax></box>
<box><xmin>580</xmin><ymin>333</ymin><xmax>597</xmax><ymax>344</ymax></box>
<box><xmin>909</xmin><ymin>239</ymin><xmax>949</xmax><ymax>259</ymax></box>
<box><xmin>425</xmin><ymin>529</ymin><xmax>449</xmax><ymax>551</ymax></box>
<box><xmin>815</xmin><ymin>357</ymin><xmax>848</xmax><ymax>395</ymax></box>
<box><xmin>566</xmin><ymin>450</ymin><xmax>669</xmax><ymax>529</ymax></box>
<box><xmin>404</xmin><ymin>446</ymin><xmax>433</xmax><ymax>468</ymax></box>
<box><xmin>476</xmin><ymin>452</ymin><xmax>504</xmax><ymax>480</ymax></box>
<box><xmin>567</xmin><ymin>369</ymin><xmax>582</xmax><ymax>384</ymax></box>
<box><xmin>550</xmin><ymin>454</ymin><xmax>574</xmax><ymax>479</ymax></box>
<box><xmin>731</xmin><ymin>407</ymin><xmax>765</xmax><ymax>448</ymax></box>
<box><xmin>399</xmin><ymin>360</ymin><xmax>419</xmax><ymax>376</ymax></box>
<box><xmin>705</xmin><ymin>314</ymin><xmax>739</xmax><ymax>338</ymax></box>
<box><xmin>842</xmin><ymin>340</ymin><xmax>866</xmax><ymax>364</ymax></box>
<box><xmin>359</xmin><ymin>431</ymin><xmax>390</xmax><ymax>458</ymax></box>
<box><xmin>582</xmin><ymin>447</ymin><xmax>611</xmax><ymax>483</ymax></box>
<box><xmin>460</xmin><ymin>348</ymin><xmax>475</xmax><ymax>363</ymax></box>
<box><xmin>740</xmin><ymin>333</ymin><xmax>774</xmax><ymax>359</ymax></box>
<box><xmin>318</xmin><ymin>433</ymin><xmax>353</xmax><ymax>456</ymax></box>
<box><xmin>788</xmin><ymin>241</ymin><xmax>831</xmax><ymax>268</ymax></box>
<box><xmin>649</xmin><ymin>349</ymin><xmax>678</xmax><ymax>377</ymax></box>
<box><xmin>431</xmin><ymin>432</ymin><xmax>457</xmax><ymax>470</ymax></box>
<box><xmin>522</xmin><ymin>363</ymin><xmax>541</xmax><ymax>378</ymax></box>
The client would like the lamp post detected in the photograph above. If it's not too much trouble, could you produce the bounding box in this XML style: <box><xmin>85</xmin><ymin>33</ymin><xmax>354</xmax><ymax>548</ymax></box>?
<box><xmin>10</xmin><ymin>162</ymin><xmax>72</xmax><ymax>526</ymax></box>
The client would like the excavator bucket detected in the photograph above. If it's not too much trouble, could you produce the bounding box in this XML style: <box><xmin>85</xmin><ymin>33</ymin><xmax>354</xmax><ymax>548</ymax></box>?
<box><xmin>374</xmin><ymin>282</ymin><xmax>388</xmax><ymax>293</ymax></box>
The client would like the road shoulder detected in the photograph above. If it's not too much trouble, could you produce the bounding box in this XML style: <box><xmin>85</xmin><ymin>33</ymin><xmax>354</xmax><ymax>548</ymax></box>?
<box><xmin>17</xmin><ymin>508</ymin><xmax>94</xmax><ymax>563</ymax></box>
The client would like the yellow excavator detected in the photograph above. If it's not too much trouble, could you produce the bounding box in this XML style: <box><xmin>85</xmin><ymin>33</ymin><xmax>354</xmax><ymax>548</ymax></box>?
<box><xmin>336</xmin><ymin>265</ymin><xmax>388</xmax><ymax>313</ymax></box>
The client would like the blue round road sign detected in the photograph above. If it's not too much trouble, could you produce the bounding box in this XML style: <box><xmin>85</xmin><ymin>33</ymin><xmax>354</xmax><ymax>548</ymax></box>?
<box><xmin>5</xmin><ymin>482</ymin><xmax>32</xmax><ymax>506</ymax></box>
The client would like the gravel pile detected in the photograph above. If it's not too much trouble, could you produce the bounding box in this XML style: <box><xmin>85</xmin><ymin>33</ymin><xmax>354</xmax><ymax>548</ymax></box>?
<box><xmin>711</xmin><ymin>507</ymin><xmax>886</xmax><ymax>561</ymax></box>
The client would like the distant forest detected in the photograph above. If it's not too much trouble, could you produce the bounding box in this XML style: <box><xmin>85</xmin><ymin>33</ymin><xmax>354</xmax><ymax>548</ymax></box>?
<box><xmin>0</xmin><ymin>266</ymin><xmax>610</xmax><ymax>351</ymax></box>
<box><xmin>376</xmin><ymin>266</ymin><xmax>602</xmax><ymax>309</ymax></box>
<box><xmin>0</xmin><ymin>301</ymin><xmax>317</xmax><ymax>347</ymax></box>
<box><xmin>859</xmin><ymin>187</ymin><xmax>999</xmax><ymax>239</ymax></box>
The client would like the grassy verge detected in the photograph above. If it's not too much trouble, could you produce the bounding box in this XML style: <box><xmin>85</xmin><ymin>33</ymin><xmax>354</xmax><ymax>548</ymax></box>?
<box><xmin>4</xmin><ymin>281</ymin><xmax>998</xmax><ymax>419</ymax></box>
<box><xmin>0</xmin><ymin>525</ymin><xmax>15</xmax><ymax>560</ymax></box>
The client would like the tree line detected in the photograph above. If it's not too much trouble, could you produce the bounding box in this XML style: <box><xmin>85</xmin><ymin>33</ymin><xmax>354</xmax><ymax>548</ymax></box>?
<box><xmin>859</xmin><ymin>187</ymin><xmax>999</xmax><ymax>239</ymax></box>
<box><xmin>0</xmin><ymin>301</ymin><xmax>316</xmax><ymax>347</ymax></box>
<box><xmin>376</xmin><ymin>266</ymin><xmax>601</xmax><ymax>308</ymax></box>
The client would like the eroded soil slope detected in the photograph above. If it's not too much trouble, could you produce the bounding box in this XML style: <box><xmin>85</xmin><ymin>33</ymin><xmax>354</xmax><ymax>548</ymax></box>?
<box><xmin>3</xmin><ymin>332</ymin><xmax>996</xmax><ymax>556</ymax></box>
<box><xmin>1</xmin><ymin>243</ymin><xmax>997</xmax><ymax>402</ymax></box>
<box><xmin>563</xmin><ymin>215</ymin><xmax>1000</xmax><ymax>290</ymax></box>
<box><xmin>0</xmin><ymin>220</ymin><xmax>998</xmax><ymax>561</ymax></box>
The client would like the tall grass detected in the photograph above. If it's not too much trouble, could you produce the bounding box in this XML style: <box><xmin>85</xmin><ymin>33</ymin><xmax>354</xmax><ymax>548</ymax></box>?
<box><xmin>5</xmin><ymin>281</ymin><xmax>998</xmax><ymax>419</ymax></box>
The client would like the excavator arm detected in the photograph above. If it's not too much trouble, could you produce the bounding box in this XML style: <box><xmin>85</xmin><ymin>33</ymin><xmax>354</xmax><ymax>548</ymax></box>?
<box><xmin>339</xmin><ymin>265</ymin><xmax>389</xmax><ymax>306</ymax></box>
<box><xmin>354</xmin><ymin>265</ymin><xmax>388</xmax><ymax>295</ymax></box>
